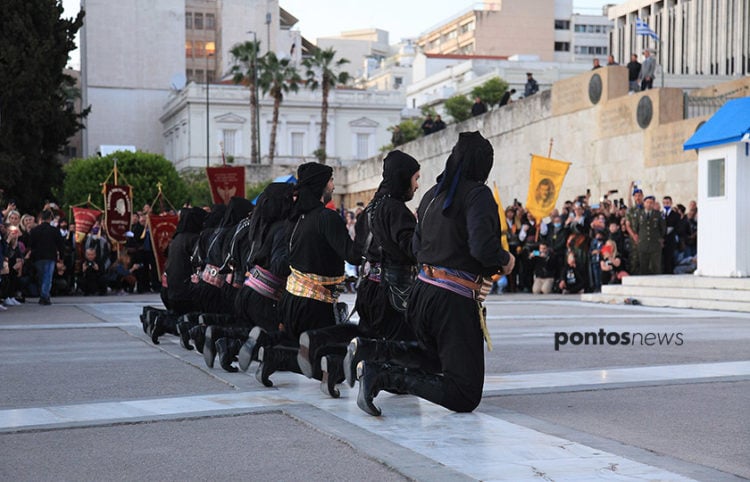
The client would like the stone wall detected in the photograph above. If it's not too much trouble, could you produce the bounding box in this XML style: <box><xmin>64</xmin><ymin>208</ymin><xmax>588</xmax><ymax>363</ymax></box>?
<box><xmin>340</xmin><ymin>66</ymin><xmax>706</xmax><ymax>211</ymax></box>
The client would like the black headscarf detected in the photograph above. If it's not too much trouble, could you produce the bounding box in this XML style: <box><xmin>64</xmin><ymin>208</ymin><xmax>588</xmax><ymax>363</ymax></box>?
<box><xmin>248</xmin><ymin>182</ymin><xmax>295</xmax><ymax>247</ymax></box>
<box><xmin>377</xmin><ymin>150</ymin><xmax>420</xmax><ymax>201</ymax></box>
<box><xmin>174</xmin><ymin>207</ymin><xmax>208</xmax><ymax>239</ymax></box>
<box><xmin>203</xmin><ymin>204</ymin><xmax>227</xmax><ymax>229</ymax></box>
<box><xmin>434</xmin><ymin>131</ymin><xmax>494</xmax><ymax>211</ymax></box>
<box><xmin>221</xmin><ymin>197</ymin><xmax>254</xmax><ymax>228</ymax></box>
<box><xmin>292</xmin><ymin>162</ymin><xmax>333</xmax><ymax>219</ymax></box>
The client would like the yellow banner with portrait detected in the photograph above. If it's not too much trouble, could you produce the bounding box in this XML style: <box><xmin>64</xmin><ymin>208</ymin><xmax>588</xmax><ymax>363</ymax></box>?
<box><xmin>525</xmin><ymin>155</ymin><xmax>571</xmax><ymax>221</ymax></box>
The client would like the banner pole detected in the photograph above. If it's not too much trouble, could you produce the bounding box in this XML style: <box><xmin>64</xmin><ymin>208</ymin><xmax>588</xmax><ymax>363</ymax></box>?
<box><xmin>548</xmin><ymin>138</ymin><xmax>554</xmax><ymax>158</ymax></box>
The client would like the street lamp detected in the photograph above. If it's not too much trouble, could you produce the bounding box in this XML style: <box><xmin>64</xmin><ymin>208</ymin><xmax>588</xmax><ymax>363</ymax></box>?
<box><xmin>248</xmin><ymin>31</ymin><xmax>261</xmax><ymax>164</ymax></box>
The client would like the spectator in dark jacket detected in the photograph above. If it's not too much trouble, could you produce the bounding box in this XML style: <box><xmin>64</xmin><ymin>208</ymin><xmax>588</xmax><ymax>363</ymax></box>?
<box><xmin>28</xmin><ymin>210</ymin><xmax>64</xmax><ymax>305</ymax></box>
<box><xmin>558</xmin><ymin>252</ymin><xmax>586</xmax><ymax>294</ymax></box>
<box><xmin>471</xmin><ymin>97</ymin><xmax>488</xmax><ymax>116</ymax></box>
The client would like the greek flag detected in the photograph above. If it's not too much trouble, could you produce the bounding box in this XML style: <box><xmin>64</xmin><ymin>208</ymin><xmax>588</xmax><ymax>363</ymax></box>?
<box><xmin>635</xmin><ymin>17</ymin><xmax>659</xmax><ymax>40</ymax></box>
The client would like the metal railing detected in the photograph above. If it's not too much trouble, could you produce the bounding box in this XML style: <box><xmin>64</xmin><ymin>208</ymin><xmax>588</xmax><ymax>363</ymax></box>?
<box><xmin>683</xmin><ymin>86</ymin><xmax>748</xmax><ymax>119</ymax></box>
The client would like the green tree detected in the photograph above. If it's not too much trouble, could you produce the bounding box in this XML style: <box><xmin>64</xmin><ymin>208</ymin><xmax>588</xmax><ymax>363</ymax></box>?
<box><xmin>180</xmin><ymin>168</ymin><xmax>212</xmax><ymax>208</ymax></box>
<box><xmin>444</xmin><ymin>95</ymin><xmax>473</xmax><ymax>123</ymax></box>
<box><xmin>229</xmin><ymin>40</ymin><xmax>262</xmax><ymax>164</ymax></box>
<box><xmin>471</xmin><ymin>77</ymin><xmax>509</xmax><ymax>107</ymax></box>
<box><xmin>0</xmin><ymin>0</ymin><xmax>88</xmax><ymax>212</ymax></box>
<box><xmin>257</xmin><ymin>52</ymin><xmax>301</xmax><ymax>165</ymax></box>
<box><xmin>303</xmin><ymin>47</ymin><xmax>350</xmax><ymax>164</ymax></box>
<box><xmin>380</xmin><ymin>119</ymin><xmax>423</xmax><ymax>152</ymax></box>
<box><xmin>62</xmin><ymin>151</ymin><xmax>188</xmax><ymax>213</ymax></box>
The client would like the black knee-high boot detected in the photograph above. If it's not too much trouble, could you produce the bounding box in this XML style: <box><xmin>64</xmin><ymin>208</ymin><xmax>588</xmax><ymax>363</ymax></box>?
<box><xmin>320</xmin><ymin>354</ymin><xmax>346</xmax><ymax>398</ymax></box>
<box><xmin>343</xmin><ymin>337</ymin><xmax>427</xmax><ymax>388</ymax></box>
<box><xmin>176</xmin><ymin>312</ymin><xmax>202</xmax><ymax>350</ymax></box>
<box><xmin>188</xmin><ymin>324</ymin><xmax>207</xmax><ymax>354</ymax></box>
<box><xmin>238</xmin><ymin>327</ymin><xmax>271</xmax><ymax>372</ymax></box>
<box><xmin>255</xmin><ymin>345</ymin><xmax>302</xmax><ymax>387</ymax></box>
<box><xmin>356</xmin><ymin>361</ymin><xmax>444</xmax><ymax>416</ymax></box>
<box><xmin>297</xmin><ymin>324</ymin><xmax>361</xmax><ymax>379</ymax></box>
<box><xmin>204</xmin><ymin>325</ymin><xmax>251</xmax><ymax>368</ymax></box>
<box><xmin>216</xmin><ymin>337</ymin><xmax>243</xmax><ymax>373</ymax></box>
<box><xmin>151</xmin><ymin>313</ymin><xmax>179</xmax><ymax>345</ymax></box>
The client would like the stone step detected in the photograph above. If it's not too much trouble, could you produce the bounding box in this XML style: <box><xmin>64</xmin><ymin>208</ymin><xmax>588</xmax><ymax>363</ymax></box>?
<box><xmin>600</xmin><ymin>284</ymin><xmax>750</xmax><ymax>303</ymax></box>
<box><xmin>581</xmin><ymin>293</ymin><xmax>750</xmax><ymax>313</ymax></box>
<box><xmin>621</xmin><ymin>275</ymin><xmax>750</xmax><ymax>291</ymax></box>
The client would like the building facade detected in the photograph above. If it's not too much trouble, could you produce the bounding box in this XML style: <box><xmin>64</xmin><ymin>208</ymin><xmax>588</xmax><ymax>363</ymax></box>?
<box><xmin>160</xmin><ymin>83</ymin><xmax>405</xmax><ymax>170</ymax></box>
<box><xmin>415</xmin><ymin>0</ymin><xmax>611</xmax><ymax>64</ymax></box>
<box><xmin>609</xmin><ymin>0</ymin><xmax>750</xmax><ymax>77</ymax></box>
<box><xmin>80</xmin><ymin>0</ymin><xmax>304</xmax><ymax>158</ymax></box>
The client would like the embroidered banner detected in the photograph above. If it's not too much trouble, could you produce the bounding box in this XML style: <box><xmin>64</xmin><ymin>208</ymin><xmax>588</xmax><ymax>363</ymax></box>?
<box><xmin>104</xmin><ymin>184</ymin><xmax>133</xmax><ymax>244</ymax></box>
<box><xmin>207</xmin><ymin>166</ymin><xmax>245</xmax><ymax>204</ymax></box>
<box><xmin>147</xmin><ymin>214</ymin><xmax>178</xmax><ymax>279</ymax></box>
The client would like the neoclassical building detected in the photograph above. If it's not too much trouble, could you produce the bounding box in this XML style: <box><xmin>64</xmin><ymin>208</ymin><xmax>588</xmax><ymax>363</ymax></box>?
<box><xmin>160</xmin><ymin>82</ymin><xmax>405</xmax><ymax>170</ymax></box>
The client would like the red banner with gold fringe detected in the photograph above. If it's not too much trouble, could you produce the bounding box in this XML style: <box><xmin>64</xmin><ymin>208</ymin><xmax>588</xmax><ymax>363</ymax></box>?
<box><xmin>147</xmin><ymin>214</ymin><xmax>178</xmax><ymax>280</ymax></box>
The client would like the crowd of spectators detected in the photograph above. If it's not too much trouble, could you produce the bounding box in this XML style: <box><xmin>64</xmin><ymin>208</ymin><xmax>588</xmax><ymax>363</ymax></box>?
<box><xmin>0</xmin><ymin>201</ymin><xmax>176</xmax><ymax>308</ymax></box>
<box><xmin>492</xmin><ymin>182</ymin><xmax>697</xmax><ymax>295</ymax></box>
<box><xmin>0</xmin><ymin>181</ymin><xmax>699</xmax><ymax>306</ymax></box>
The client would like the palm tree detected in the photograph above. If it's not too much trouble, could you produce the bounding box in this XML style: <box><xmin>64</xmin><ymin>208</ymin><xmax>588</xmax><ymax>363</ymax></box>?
<box><xmin>302</xmin><ymin>47</ymin><xmax>350</xmax><ymax>164</ymax></box>
<box><xmin>257</xmin><ymin>52</ymin><xmax>301</xmax><ymax>165</ymax></box>
<box><xmin>229</xmin><ymin>40</ymin><xmax>261</xmax><ymax>164</ymax></box>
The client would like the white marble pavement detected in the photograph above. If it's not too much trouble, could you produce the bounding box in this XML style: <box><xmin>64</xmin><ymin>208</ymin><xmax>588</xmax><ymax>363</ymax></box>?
<box><xmin>4</xmin><ymin>359</ymin><xmax>747</xmax><ymax>480</ymax></box>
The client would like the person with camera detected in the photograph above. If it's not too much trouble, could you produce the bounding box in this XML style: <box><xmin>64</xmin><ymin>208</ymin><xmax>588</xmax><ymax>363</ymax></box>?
<box><xmin>530</xmin><ymin>242</ymin><xmax>556</xmax><ymax>294</ymax></box>
<box><xmin>80</xmin><ymin>248</ymin><xmax>107</xmax><ymax>296</ymax></box>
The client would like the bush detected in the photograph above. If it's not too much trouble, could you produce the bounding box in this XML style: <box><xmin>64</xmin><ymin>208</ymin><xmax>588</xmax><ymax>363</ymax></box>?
<box><xmin>444</xmin><ymin>95</ymin><xmax>473</xmax><ymax>123</ymax></box>
<box><xmin>471</xmin><ymin>77</ymin><xmax>509</xmax><ymax>107</ymax></box>
<box><xmin>62</xmin><ymin>151</ymin><xmax>188</xmax><ymax>213</ymax></box>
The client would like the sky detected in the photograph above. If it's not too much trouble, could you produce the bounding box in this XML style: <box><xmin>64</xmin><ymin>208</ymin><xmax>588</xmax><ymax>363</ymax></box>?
<box><xmin>279</xmin><ymin>0</ymin><xmax>616</xmax><ymax>43</ymax></box>
<box><xmin>62</xmin><ymin>0</ymin><xmax>617</xmax><ymax>69</ymax></box>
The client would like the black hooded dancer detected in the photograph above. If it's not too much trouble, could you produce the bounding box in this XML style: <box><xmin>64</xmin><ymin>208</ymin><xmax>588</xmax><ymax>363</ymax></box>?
<box><xmin>296</xmin><ymin>150</ymin><xmax>422</xmax><ymax>397</ymax></box>
<box><xmin>253</xmin><ymin>162</ymin><xmax>360</xmax><ymax>388</ymax></box>
<box><xmin>197</xmin><ymin>196</ymin><xmax>253</xmax><ymax>316</ymax></box>
<box><xmin>200</xmin><ymin>206</ymin><xmax>255</xmax><ymax>368</ymax></box>
<box><xmin>348</xmin><ymin>131</ymin><xmax>515</xmax><ymax>416</ymax></box>
<box><xmin>205</xmin><ymin>182</ymin><xmax>295</xmax><ymax>372</ymax></box>
<box><xmin>145</xmin><ymin>207</ymin><xmax>207</xmax><ymax>343</ymax></box>
<box><xmin>180</xmin><ymin>203</ymin><xmax>227</xmax><ymax>351</ymax></box>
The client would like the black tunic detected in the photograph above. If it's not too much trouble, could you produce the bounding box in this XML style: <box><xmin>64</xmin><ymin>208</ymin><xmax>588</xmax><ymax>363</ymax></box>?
<box><xmin>288</xmin><ymin>205</ymin><xmax>359</xmax><ymax>276</ymax></box>
<box><xmin>414</xmin><ymin>183</ymin><xmax>509</xmax><ymax>277</ymax></box>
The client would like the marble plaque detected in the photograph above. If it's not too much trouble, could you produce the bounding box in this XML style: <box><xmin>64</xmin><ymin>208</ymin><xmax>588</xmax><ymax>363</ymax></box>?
<box><xmin>644</xmin><ymin>116</ymin><xmax>707</xmax><ymax>167</ymax></box>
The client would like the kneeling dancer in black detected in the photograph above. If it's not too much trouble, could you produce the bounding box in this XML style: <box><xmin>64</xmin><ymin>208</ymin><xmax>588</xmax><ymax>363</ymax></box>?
<box><xmin>348</xmin><ymin>131</ymin><xmax>515</xmax><ymax>416</ymax></box>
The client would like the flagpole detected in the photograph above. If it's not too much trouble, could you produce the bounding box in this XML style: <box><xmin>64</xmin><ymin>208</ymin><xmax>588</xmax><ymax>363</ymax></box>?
<box><xmin>536</xmin><ymin>139</ymin><xmax>554</xmax><ymax>243</ymax></box>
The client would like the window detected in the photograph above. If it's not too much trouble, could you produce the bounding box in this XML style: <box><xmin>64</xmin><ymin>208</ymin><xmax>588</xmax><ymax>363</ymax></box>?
<box><xmin>194</xmin><ymin>69</ymin><xmax>204</xmax><ymax>82</ymax></box>
<box><xmin>186</xmin><ymin>69</ymin><xmax>193</xmax><ymax>81</ymax></box>
<box><xmin>575</xmin><ymin>24</ymin><xmax>586</xmax><ymax>33</ymax></box>
<box><xmin>222</xmin><ymin>130</ymin><xmax>236</xmax><ymax>156</ymax></box>
<box><xmin>394</xmin><ymin>76</ymin><xmax>403</xmax><ymax>89</ymax></box>
<box><xmin>460</xmin><ymin>21</ymin><xmax>475</xmax><ymax>34</ymax></box>
<box><xmin>194</xmin><ymin>12</ymin><xmax>203</xmax><ymax>29</ymax></box>
<box><xmin>206</xmin><ymin>70</ymin><xmax>215</xmax><ymax>83</ymax></box>
<box><xmin>194</xmin><ymin>41</ymin><xmax>205</xmax><ymax>57</ymax></box>
<box><xmin>206</xmin><ymin>13</ymin><xmax>215</xmax><ymax>30</ymax></box>
<box><xmin>356</xmin><ymin>133</ymin><xmax>370</xmax><ymax>159</ymax></box>
<box><xmin>291</xmin><ymin>133</ymin><xmax>305</xmax><ymax>157</ymax></box>
<box><xmin>447</xmin><ymin>30</ymin><xmax>457</xmax><ymax>40</ymax></box>
<box><xmin>555</xmin><ymin>42</ymin><xmax>570</xmax><ymax>52</ymax></box>
<box><xmin>185</xmin><ymin>41</ymin><xmax>193</xmax><ymax>58</ymax></box>
<box><xmin>185</xmin><ymin>12</ymin><xmax>193</xmax><ymax>29</ymax></box>
<box><xmin>206</xmin><ymin>41</ymin><xmax>216</xmax><ymax>58</ymax></box>
<box><xmin>554</xmin><ymin>20</ymin><xmax>570</xmax><ymax>30</ymax></box>
<box><xmin>708</xmin><ymin>158</ymin><xmax>725</xmax><ymax>197</ymax></box>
